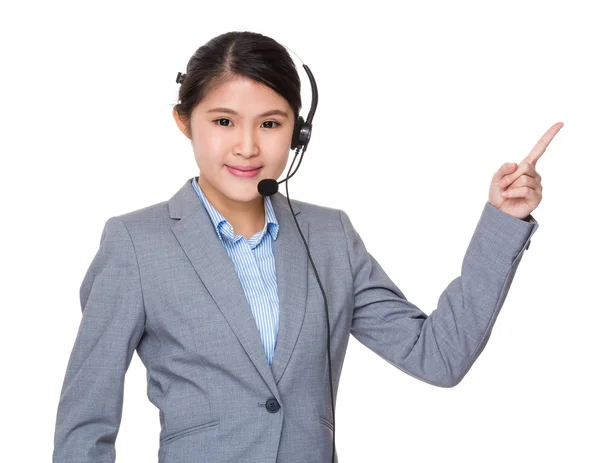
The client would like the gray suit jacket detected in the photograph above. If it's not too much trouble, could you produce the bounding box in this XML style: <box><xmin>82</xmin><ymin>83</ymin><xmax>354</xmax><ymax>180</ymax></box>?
<box><xmin>53</xmin><ymin>177</ymin><xmax>538</xmax><ymax>462</ymax></box>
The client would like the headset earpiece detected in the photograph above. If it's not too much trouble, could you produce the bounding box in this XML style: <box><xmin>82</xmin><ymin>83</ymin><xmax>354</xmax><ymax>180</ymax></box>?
<box><xmin>288</xmin><ymin>63</ymin><xmax>317</xmax><ymax>151</ymax></box>
<box><xmin>291</xmin><ymin>116</ymin><xmax>303</xmax><ymax>150</ymax></box>
<box><xmin>291</xmin><ymin>115</ymin><xmax>312</xmax><ymax>150</ymax></box>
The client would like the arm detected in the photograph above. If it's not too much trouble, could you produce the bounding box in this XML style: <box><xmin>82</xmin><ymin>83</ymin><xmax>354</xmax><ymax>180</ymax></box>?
<box><xmin>342</xmin><ymin>201</ymin><xmax>538</xmax><ymax>388</ymax></box>
<box><xmin>53</xmin><ymin>217</ymin><xmax>146</xmax><ymax>462</ymax></box>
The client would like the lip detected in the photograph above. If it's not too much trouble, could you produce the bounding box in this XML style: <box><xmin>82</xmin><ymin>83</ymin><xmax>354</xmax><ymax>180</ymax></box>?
<box><xmin>226</xmin><ymin>165</ymin><xmax>262</xmax><ymax>178</ymax></box>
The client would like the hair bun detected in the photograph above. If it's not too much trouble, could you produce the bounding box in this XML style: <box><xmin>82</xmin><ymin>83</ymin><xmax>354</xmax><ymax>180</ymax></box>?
<box><xmin>176</xmin><ymin>72</ymin><xmax>186</xmax><ymax>84</ymax></box>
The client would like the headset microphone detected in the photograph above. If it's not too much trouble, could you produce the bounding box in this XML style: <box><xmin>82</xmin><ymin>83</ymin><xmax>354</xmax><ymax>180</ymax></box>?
<box><xmin>258</xmin><ymin>60</ymin><xmax>337</xmax><ymax>463</ymax></box>
<box><xmin>255</xmin><ymin>137</ymin><xmax>306</xmax><ymax>196</ymax></box>
<box><xmin>256</xmin><ymin>179</ymin><xmax>279</xmax><ymax>197</ymax></box>
<box><xmin>255</xmin><ymin>140</ymin><xmax>307</xmax><ymax>196</ymax></box>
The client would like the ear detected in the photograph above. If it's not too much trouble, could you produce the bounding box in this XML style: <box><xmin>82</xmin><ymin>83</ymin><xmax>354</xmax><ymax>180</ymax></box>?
<box><xmin>172</xmin><ymin>107</ymin><xmax>192</xmax><ymax>139</ymax></box>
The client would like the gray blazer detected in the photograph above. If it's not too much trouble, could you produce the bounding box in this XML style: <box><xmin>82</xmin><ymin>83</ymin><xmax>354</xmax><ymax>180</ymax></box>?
<box><xmin>53</xmin><ymin>177</ymin><xmax>538</xmax><ymax>462</ymax></box>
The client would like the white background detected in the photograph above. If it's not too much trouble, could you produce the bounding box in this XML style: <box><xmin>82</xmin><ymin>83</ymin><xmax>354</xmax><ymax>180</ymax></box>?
<box><xmin>1</xmin><ymin>1</ymin><xmax>598</xmax><ymax>462</ymax></box>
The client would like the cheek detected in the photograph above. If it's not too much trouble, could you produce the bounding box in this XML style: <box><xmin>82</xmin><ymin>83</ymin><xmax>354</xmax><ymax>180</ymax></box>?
<box><xmin>273</xmin><ymin>152</ymin><xmax>290</xmax><ymax>176</ymax></box>
<box><xmin>197</xmin><ymin>130</ymin><xmax>228</xmax><ymax>155</ymax></box>
<box><xmin>264</xmin><ymin>127</ymin><xmax>294</xmax><ymax>154</ymax></box>
<box><xmin>207</xmin><ymin>131</ymin><xmax>229</xmax><ymax>151</ymax></box>
<box><xmin>192</xmin><ymin>133</ymin><xmax>227</xmax><ymax>167</ymax></box>
<box><xmin>264</xmin><ymin>141</ymin><xmax>289</xmax><ymax>160</ymax></box>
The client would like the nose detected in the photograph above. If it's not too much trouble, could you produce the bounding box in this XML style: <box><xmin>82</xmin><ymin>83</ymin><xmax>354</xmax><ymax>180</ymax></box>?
<box><xmin>234</xmin><ymin>125</ymin><xmax>259</xmax><ymax>157</ymax></box>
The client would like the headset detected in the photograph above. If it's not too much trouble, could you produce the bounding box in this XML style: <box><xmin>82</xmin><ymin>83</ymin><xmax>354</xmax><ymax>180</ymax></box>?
<box><xmin>257</xmin><ymin>53</ymin><xmax>336</xmax><ymax>463</ymax></box>
<box><xmin>176</xmin><ymin>47</ymin><xmax>336</xmax><ymax>463</ymax></box>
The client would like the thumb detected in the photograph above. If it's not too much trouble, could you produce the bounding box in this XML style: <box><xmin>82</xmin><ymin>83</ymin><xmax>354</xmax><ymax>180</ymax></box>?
<box><xmin>492</xmin><ymin>162</ymin><xmax>517</xmax><ymax>183</ymax></box>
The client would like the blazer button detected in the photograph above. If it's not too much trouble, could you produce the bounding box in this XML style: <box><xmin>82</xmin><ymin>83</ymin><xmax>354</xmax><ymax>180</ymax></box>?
<box><xmin>265</xmin><ymin>398</ymin><xmax>281</xmax><ymax>413</ymax></box>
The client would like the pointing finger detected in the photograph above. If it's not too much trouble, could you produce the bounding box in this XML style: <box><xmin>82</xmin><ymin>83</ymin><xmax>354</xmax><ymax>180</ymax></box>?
<box><xmin>523</xmin><ymin>121</ymin><xmax>564</xmax><ymax>167</ymax></box>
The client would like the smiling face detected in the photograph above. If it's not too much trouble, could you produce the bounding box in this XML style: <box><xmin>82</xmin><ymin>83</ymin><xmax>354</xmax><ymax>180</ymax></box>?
<box><xmin>173</xmin><ymin>75</ymin><xmax>295</xmax><ymax>214</ymax></box>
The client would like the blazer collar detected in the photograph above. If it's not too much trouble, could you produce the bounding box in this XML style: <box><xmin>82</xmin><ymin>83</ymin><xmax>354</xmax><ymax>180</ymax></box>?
<box><xmin>167</xmin><ymin>177</ymin><xmax>309</xmax><ymax>401</ymax></box>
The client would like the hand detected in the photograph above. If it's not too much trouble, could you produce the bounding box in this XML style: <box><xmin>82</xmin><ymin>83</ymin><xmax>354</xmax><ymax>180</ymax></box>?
<box><xmin>488</xmin><ymin>122</ymin><xmax>564</xmax><ymax>220</ymax></box>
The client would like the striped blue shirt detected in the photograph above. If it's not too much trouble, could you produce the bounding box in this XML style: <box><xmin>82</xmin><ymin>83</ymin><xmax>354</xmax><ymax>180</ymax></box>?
<box><xmin>191</xmin><ymin>177</ymin><xmax>280</xmax><ymax>368</ymax></box>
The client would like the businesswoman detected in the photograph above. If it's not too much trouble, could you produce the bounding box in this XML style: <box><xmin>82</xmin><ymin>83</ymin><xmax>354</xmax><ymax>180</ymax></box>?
<box><xmin>53</xmin><ymin>31</ymin><xmax>562</xmax><ymax>462</ymax></box>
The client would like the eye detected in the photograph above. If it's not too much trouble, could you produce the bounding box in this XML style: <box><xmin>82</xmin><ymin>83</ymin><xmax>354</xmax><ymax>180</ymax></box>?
<box><xmin>213</xmin><ymin>118</ymin><xmax>233</xmax><ymax>127</ymax></box>
<box><xmin>261</xmin><ymin>120</ymin><xmax>281</xmax><ymax>129</ymax></box>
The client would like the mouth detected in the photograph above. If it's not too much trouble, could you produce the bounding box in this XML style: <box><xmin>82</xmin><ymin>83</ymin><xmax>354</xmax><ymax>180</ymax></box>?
<box><xmin>226</xmin><ymin>165</ymin><xmax>262</xmax><ymax>178</ymax></box>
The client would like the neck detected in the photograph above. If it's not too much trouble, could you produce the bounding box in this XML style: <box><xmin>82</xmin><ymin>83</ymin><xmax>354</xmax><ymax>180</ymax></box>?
<box><xmin>197</xmin><ymin>176</ymin><xmax>265</xmax><ymax>236</ymax></box>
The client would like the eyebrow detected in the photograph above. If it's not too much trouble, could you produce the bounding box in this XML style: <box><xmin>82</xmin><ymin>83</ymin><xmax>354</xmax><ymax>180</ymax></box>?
<box><xmin>206</xmin><ymin>107</ymin><xmax>289</xmax><ymax>118</ymax></box>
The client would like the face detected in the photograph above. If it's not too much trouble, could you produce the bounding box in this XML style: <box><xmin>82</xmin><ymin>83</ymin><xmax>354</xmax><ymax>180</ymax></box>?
<box><xmin>173</xmin><ymin>75</ymin><xmax>295</xmax><ymax>210</ymax></box>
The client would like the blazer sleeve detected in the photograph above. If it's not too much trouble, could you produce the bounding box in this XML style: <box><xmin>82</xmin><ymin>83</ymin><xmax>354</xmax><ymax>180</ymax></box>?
<box><xmin>341</xmin><ymin>202</ymin><xmax>539</xmax><ymax>388</ymax></box>
<box><xmin>53</xmin><ymin>217</ymin><xmax>146</xmax><ymax>463</ymax></box>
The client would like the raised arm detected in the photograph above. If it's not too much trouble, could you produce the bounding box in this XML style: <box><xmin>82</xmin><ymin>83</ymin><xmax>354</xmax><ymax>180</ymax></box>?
<box><xmin>344</xmin><ymin>203</ymin><xmax>538</xmax><ymax>387</ymax></box>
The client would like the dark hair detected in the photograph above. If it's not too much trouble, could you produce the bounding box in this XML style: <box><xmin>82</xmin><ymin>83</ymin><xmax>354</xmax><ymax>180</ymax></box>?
<box><xmin>173</xmin><ymin>31</ymin><xmax>302</xmax><ymax>136</ymax></box>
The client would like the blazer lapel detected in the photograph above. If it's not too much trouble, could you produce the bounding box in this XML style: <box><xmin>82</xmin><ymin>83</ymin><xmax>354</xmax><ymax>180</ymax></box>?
<box><xmin>167</xmin><ymin>178</ymin><xmax>309</xmax><ymax>398</ymax></box>
<box><xmin>269</xmin><ymin>192</ymin><xmax>309</xmax><ymax>385</ymax></box>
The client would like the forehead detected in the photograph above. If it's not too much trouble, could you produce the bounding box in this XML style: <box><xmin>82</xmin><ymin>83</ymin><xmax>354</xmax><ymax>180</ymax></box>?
<box><xmin>196</xmin><ymin>76</ymin><xmax>291</xmax><ymax>114</ymax></box>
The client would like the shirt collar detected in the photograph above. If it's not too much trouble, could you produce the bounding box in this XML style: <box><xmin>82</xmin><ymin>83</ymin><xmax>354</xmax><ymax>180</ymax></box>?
<box><xmin>191</xmin><ymin>177</ymin><xmax>279</xmax><ymax>244</ymax></box>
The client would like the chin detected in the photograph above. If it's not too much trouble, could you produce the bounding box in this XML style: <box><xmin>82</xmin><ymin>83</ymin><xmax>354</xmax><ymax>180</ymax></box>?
<box><xmin>224</xmin><ymin>186</ymin><xmax>262</xmax><ymax>203</ymax></box>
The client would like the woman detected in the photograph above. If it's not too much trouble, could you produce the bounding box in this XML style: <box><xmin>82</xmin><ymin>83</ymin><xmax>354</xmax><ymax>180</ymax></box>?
<box><xmin>52</xmin><ymin>31</ymin><xmax>562</xmax><ymax>463</ymax></box>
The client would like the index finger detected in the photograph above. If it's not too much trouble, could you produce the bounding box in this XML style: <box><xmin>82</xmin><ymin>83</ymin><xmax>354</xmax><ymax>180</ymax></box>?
<box><xmin>523</xmin><ymin>121</ymin><xmax>564</xmax><ymax>166</ymax></box>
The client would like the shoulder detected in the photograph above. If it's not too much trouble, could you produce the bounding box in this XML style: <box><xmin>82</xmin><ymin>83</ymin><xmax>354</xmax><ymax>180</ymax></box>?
<box><xmin>97</xmin><ymin>199</ymin><xmax>172</xmax><ymax>248</ymax></box>
<box><xmin>110</xmin><ymin>200</ymin><xmax>171</xmax><ymax>229</ymax></box>
<box><xmin>293</xmin><ymin>197</ymin><xmax>340</xmax><ymax>217</ymax></box>
<box><xmin>284</xmin><ymin>196</ymin><xmax>346</xmax><ymax>223</ymax></box>
<box><xmin>281</xmin><ymin>195</ymin><xmax>355</xmax><ymax>237</ymax></box>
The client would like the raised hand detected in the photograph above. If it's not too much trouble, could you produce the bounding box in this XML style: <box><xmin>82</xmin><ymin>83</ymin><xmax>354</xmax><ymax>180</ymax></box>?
<box><xmin>488</xmin><ymin>122</ymin><xmax>564</xmax><ymax>220</ymax></box>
